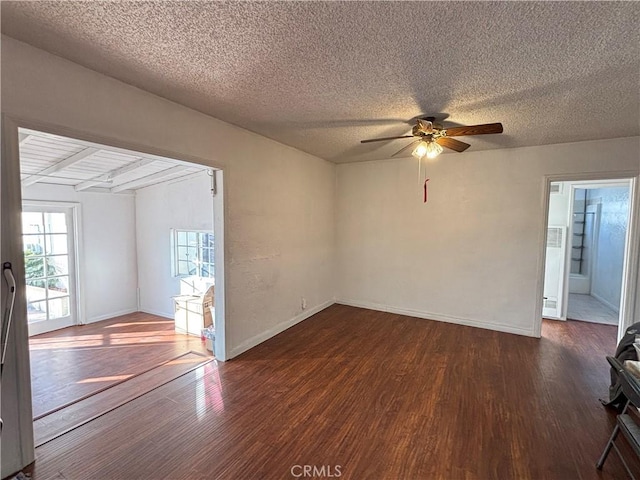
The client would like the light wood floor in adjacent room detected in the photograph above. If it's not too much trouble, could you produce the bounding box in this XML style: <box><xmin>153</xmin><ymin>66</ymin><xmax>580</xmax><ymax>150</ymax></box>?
<box><xmin>25</xmin><ymin>305</ymin><xmax>634</xmax><ymax>480</ymax></box>
<box><xmin>29</xmin><ymin>312</ymin><xmax>210</xmax><ymax>418</ymax></box>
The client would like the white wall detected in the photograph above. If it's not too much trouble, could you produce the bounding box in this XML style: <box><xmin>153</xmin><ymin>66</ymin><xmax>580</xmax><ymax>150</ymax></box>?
<box><xmin>1</xmin><ymin>36</ymin><xmax>336</xmax><ymax>357</ymax></box>
<box><xmin>1</xmin><ymin>36</ymin><xmax>336</xmax><ymax>475</ymax></box>
<box><xmin>336</xmin><ymin>137</ymin><xmax>640</xmax><ymax>336</ymax></box>
<box><xmin>590</xmin><ymin>186</ymin><xmax>630</xmax><ymax>311</ymax></box>
<box><xmin>21</xmin><ymin>183</ymin><xmax>138</xmax><ymax>323</ymax></box>
<box><xmin>135</xmin><ymin>171</ymin><xmax>214</xmax><ymax>318</ymax></box>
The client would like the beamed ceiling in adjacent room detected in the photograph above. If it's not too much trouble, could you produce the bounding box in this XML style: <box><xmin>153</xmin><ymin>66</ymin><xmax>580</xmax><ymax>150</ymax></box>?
<box><xmin>19</xmin><ymin>129</ymin><xmax>208</xmax><ymax>193</ymax></box>
<box><xmin>2</xmin><ymin>1</ymin><xmax>639</xmax><ymax>163</ymax></box>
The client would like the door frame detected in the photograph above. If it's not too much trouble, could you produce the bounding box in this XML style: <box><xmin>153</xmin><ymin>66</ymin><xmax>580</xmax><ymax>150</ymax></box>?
<box><xmin>536</xmin><ymin>171</ymin><xmax>640</xmax><ymax>341</ymax></box>
<box><xmin>21</xmin><ymin>200</ymin><xmax>84</xmax><ymax>336</ymax></box>
<box><xmin>1</xmin><ymin>114</ymin><xmax>228</xmax><ymax>476</ymax></box>
<box><xmin>5</xmin><ymin>115</ymin><xmax>227</xmax><ymax>360</ymax></box>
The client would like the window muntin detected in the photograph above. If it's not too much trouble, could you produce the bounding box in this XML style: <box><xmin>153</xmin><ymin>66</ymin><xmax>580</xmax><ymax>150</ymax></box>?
<box><xmin>173</xmin><ymin>230</ymin><xmax>214</xmax><ymax>278</ymax></box>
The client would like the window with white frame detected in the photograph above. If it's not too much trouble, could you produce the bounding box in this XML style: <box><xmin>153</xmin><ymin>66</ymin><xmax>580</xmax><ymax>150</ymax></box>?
<box><xmin>172</xmin><ymin>230</ymin><xmax>214</xmax><ymax>278</ymax></box>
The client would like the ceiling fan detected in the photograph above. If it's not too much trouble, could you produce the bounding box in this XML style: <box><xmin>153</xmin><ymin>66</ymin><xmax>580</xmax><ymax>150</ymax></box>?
<box><xmin>360</xmin><ymin>116</ymin><xmax>503</xmax><ymax>159</ymax></box>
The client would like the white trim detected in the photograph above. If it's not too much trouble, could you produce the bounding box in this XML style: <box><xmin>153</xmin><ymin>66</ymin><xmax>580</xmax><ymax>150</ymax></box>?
<box><xmin>139</xmin><ymin>308</ymin><xmax>174</xmax><ymax>320</ymax></box>
<box><xmin>337</xmin><ymin>299</ymin><xmax>536</xmax><ymax>337</ymax></box>
<box><xmin>620</xmin><ymin>177</ymin><xmax>639</xmax><ymax>340</ymax></box>
<box><xmin>22</xmin><ymin>200</ymin><xmax>84</xmax><ymax>333</ymax></box>
<box><xmin>27</xmin><ymin>315</ymin><xmax>74</xmax><ymax>336</ymax></box>
<box><xmin>533</xmin><ymin>177</ymin><xmax>552</xmax><ymax>337</ymax></box>
<box><xmin>85</xmin><ymin>308</ymin><xmax>139</xmax><ymax>324</ymax></box>
<box><xmin>1</xmin><ymin>115</ymin><xmax>36</xmax><ymax>477</ymax></box>
<box><xmin>212</xmin><ymin>169</ymin><xmax>226</xmax><ymax>361</ymax></box>
<box><xmin>228</xmin><ymin>300</ymin><xmax>335</xmax><ymax>359</ymax></box>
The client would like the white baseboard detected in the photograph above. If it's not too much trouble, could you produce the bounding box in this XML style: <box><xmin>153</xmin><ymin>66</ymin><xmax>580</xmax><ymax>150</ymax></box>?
<box><xmin>336</xmin><ymin>299</ymin><xmax>536</xmax><ymax>337</ymax></box>
<box><xmin>228</xmin><ymin>299</ymin><xmax>335</xmax><ymax>359</ymax></box>
<box><xmin>139</xmin><ymin>308</ymin><xmax>174</xmax><ymax>320</ymax></box>
<box><xmin>84</xmin><ymin>308</ymin><xmax>138</xmax><ymax>324</ymax></box>
<box><xmin>590</xmin><ymin>292</ymin><xmax>620</xmax><ymax>314</ymax></box>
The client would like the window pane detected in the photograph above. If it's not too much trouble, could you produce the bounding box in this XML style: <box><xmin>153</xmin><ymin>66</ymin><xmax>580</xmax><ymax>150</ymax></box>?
<box><xmin>177</xmin><ymin>246</ymin><xmax>190</xmax><ymax>262</ymax></box>
<box><xmin>46</xmin><ymin>256</ymin><xmax>69</xmax><ymax>276</ymax></box>
<box><xmin>47</xmin><ymin>276</ymin><xmax>69</xmax><ymax>296</ymax></box>
<box><xmin>24</xmin><ymin>255</ymin><xmax>45</xmax><ymax>279</ymax></box>
<box><xmin>45</xmin><ymin>212</ymin><xmax>67</xmax><ymax>233</ymax></box>
<box><xmin>24</xmin><ymin>235</ymin><xmax>45</xmax><ymax>255</ymax></box>
<box><xmin>26</xmin><ymin>278</ymin><xmax>46</xmax><ymax>289</ymax></box>
<box><xmin>177</xmin><ymin>260</ymin><xmax>191</xmax><ymax>276</ymax></box>
<box><xmin>201</xmin><ymin>247</ymin><xmax>213</xmax><ymax>263</ymax></box>
<box><xmin>203</xmin><ymin>233</ymin><xmax>214</xmax><ymax>248</ymax></box>
<box><xmin>22</xmin><ymin>212</ymin><xmax>44</xmax><ymax>234</ymax></box>
<box><xmin>174</xmin><ymin>230</ymin><xmax>214</xmax><ymax>277</ymax></box>
<box><xmin>46</xmin><ymin>234</ymin><xmax>68</xmax><ymax>255</ymax></box>
<box><xmin>27</xmin><ymin>299</ymin><xmax>47</xmax><ymax>323</ymax></box>
<box><xmin>48</xmin><ymin>296</ymin><xmax>70</xmax><ymax>320</ymax></box>
<box><xmin>201</xmin><ymin>263</ymin><xmax>214</xmax><ymax>278</ymax></box>
<box><xmin>26</xmin><ymin>279</ymin><xmax>47</xmax><ymax>305</ymax></box>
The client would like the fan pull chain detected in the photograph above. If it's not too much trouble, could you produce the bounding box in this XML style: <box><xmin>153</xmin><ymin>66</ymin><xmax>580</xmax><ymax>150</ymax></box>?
<box><xmin>424</xmin><ymin>178</ymin><xmax>430</xmax><ymax>203</ymax></box>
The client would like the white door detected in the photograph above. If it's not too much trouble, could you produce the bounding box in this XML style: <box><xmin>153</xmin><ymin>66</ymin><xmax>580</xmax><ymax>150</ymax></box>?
<box><xmin>22</xmin><ymin>205</ymin><xmax>78</xmax><ymax>335</ymax></box>
<box><xmin>543</xmin><ymin>226</ymin><xmax>567</xmax><ymax>319</ymax></box>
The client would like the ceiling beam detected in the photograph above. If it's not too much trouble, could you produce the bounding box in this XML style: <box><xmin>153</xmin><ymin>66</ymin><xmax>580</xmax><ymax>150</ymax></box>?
<box><xmin>20</xmin><ymin>129</ymin><xmax>183</xmax><ymax>165</ymax></box>
<box><xmin>22</xmin><ymin>147</ymin><xmax>100</xmax><ymax>187</ymax></box>
<box><xmin>110</xmin><ymin>166</ymin><xmax>186</xmax><ymax>193</ymax></box>
<box><xmin>74</xmin><ymin>158</ymin><xmax>154</xmax><ymax>191</ymax></box>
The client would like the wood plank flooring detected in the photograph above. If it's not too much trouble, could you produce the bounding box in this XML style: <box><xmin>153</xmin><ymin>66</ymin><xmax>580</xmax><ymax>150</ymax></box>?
<box><xmin>29</xmin><ymin>312</ymin><xmax>209</xmax><ymax>417</ymax></box>
<box><xmin>25</xmin><ymin>305</ymin><xmax>635</xmax><ymax>479</ymax></box>
<box><xmin>33</xmin><ymin>351</ymin><xmax>214</xmax><ymax>447</ymax></box>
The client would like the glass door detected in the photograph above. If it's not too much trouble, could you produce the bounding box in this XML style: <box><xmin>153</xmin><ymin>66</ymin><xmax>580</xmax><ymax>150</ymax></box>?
<box><xmin>22</xmin><ymin>205</ymin><xmax>77</xmax><ymax>335</ymax></box>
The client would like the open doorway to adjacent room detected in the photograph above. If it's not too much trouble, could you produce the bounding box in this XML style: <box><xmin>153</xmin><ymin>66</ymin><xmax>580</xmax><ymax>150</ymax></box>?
<box><xmin>17</xmin><ymin>127</ymin><xmax>225</xmax><ymax>446</ymax></box>
<box><xmin>541</xmin><ymin>177</ymin><xmax>635</xmax><ymax>342</ymax></box>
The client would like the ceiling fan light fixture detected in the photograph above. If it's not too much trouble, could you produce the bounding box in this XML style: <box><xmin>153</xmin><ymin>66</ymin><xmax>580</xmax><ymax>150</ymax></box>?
<box><xmin>412</xmin><ymin>139</ymin><xmax>443</xmax><ymax>159</ymax></box>
<box><xmin>426</xmin><ymin>141</ymin><xmax>443</xmax><ymax>159</ymax></box>
<box><xmin>412</xmin><ymin>141</ymin><xmax>429</xmax><ymax>159</ymax></box>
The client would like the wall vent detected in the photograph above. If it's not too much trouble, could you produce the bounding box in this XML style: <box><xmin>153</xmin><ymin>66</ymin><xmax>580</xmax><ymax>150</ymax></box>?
<box><xmin>544</xmin><ymin>298</ymin><xmax>558</xmax><ymax>309</ymax></box>
<box><xmin>547</xmin><ymin>227</ymin><xmax>563</xmax><ymax>248</ymax></box>
<box><xmin>550</xmin><ymin>183</ymin><xmax>562</xmax><ymax>194</ymax></box>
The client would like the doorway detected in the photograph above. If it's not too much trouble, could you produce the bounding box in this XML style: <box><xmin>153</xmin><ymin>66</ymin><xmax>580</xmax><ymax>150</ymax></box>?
<box><xmin>542</xmin><ymin>178</ymin><xmax>635</xmax><ymax>337</ymax></box>
<box><xmin>11</xmin><ymin>123</ymin><xmax>227</xmax><ymax>447</ymax></box>
<box><xmin>22</xmin><ymin>202</ymin><xmax>80</xmax><ymax>336</ymax></box>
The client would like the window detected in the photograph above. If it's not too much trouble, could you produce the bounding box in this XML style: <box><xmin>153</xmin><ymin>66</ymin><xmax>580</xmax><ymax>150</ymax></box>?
<box><xmin>173</xmin><ymin>230</ymin><xmax>214</xmax><ymax>278</ymax></box>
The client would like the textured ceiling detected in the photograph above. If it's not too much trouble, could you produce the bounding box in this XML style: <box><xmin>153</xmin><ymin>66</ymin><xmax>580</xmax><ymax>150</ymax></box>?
<box><xmin>2</xmin><ymin>1</ymin><xmax>639</xmax><ymax>163</ymax></box>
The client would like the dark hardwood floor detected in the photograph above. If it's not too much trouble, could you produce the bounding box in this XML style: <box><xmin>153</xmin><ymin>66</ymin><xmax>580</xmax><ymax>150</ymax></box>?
<box><xmin>29</xmin><ymin>312</ymin><xmax>210</xmax><ymax>417</ymax></box>
<box><xmin>25</xmin><ymin>305</ymin><xmax>634</xmax><ymax>479</ymax></box>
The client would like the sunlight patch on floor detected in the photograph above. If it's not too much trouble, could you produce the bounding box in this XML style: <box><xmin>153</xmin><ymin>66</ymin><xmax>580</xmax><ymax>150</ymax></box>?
<box><xmin>77</xmin><ymin>374</ymin><xmax>133</xmax><ymax>384</ymax></box>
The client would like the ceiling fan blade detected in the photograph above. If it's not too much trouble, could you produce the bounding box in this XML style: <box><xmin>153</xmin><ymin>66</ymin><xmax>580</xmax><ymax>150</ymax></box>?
<box><xmin>437</xmin><ymin>137</ymin><xmax>471</xmax><ymax>152</ymax></box>
<box><xmin>444</xmin><ymin>123</ymin><xmax>503</xmax><ymax>137</ymax></box>
<box><xmin>391</xmin><ymin>139</ymin><xmax>420</xmax><ymax>158</ymax></box>
<box><xmin>361</xmin><ymin>135</ymin><xmax>415</xmax><ymax>144</ymax></box>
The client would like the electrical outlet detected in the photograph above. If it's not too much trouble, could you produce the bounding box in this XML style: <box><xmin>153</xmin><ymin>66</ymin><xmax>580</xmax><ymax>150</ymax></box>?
<box><xmin>301</xmin><ymin>297</ymin><xmax>307</xmax><ymax>310</ymax></box>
